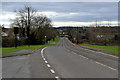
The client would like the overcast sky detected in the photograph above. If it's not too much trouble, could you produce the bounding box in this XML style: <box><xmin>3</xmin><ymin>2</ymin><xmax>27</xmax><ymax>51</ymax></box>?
<box><xmin>0</xmin><ymin>2</ymin><xmax>118</xmax><ymax>27</ymax></box>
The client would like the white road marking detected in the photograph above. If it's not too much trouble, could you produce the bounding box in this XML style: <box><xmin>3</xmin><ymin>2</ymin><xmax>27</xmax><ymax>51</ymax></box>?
<box><xmin>73</xmin><ymin>52</ymin><xmax>117</xmax><ymax>71</ymax></box>
<box><xmin>88</xmin><ymin>50</ymin><xmax>96</xmax><ymax>52</ymax></box>
<box><xmin>95</xmin><ymin>61</ymin><xmax>117</xmax><ymax>71</ymax></box>
<box><xmin>55</xmin><ymin>76</ymin><xmax>60</xmax><ymax>80</ymax></box>
<box><xmin>50</xmin><ymin>69</ymin><xmax>55</xmax><ymax>73</ymax></box>
<box><xmin>41</xmin><ymin>47</ymin><xmax>60</xmax><ymax>78</ymax></box>
<box><xmin>41</xmin><ymin>47</ymin><xmax>47</xmax><ymax>54</ymax></box>
<box><xmin>43</xmin><ymin>58</ymin><xmax>46</xmax><ymax>61</ymax></box>
<box><xmin>72</xmin><ymin>52</ymin><xmax>77</xmax><ymax>55</ymax></box>
<box><xmin>41</xmin><ymin>55</ymin><xmax>44</xmax><ymax>58</ymax></box>
<box><xmin>45</xmin><ymin>61</ymin><xmax>48</xmax><ymax>63</ymax></box>
<box><xmin>47</xmin><ymin>64</ymin><xmax>51</xmax><ymax>67</ymax></box>
<box><xmin>81</xmin><ymin>48</ymin><xmax>118</xmax><ymax>58</ymax></box>
<box><xmin>78</xmin><ymin>55</ymin><xmax>89</xmax><ymax>60</ymax></box>
<box><xmin>68</xmin><ymin>39</ymin><xmax>118</xmax><ymax>58</ymax></box>
<box><xmin>55</xmin><ymin>76</ymin><xmax>59</xmax><ymax>78</ymax></box>
<box><xmin>97</xmin><ymin>52</ymin><xmax>118</xmax><ymax>58</ymax></box>
<box><xmin>85</xmin><ymin>57</ymin><xmax>89</xmax><ymax>59</ymax></box>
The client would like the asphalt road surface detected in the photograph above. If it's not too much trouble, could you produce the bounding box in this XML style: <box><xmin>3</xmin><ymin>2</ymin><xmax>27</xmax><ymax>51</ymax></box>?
<box><xmin>2</xmin><ymin>48</ymin><xmax>56</xmax><ymax>79</ymax></box>
<box><xmin>44</xmin><ymin>38</ymin><xmax>118</xmax><ymax>78</ymax></box>
<box><xmin>2</xmin><ymin>37</ymin><xmax>118</xmax><ymax>79</ymax></box>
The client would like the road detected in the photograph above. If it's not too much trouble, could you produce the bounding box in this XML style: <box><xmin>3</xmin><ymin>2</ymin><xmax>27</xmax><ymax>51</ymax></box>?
<box><xmin>43</xmin><ymin>38</ymin><xmax>118</xmax><ymax>78</ymax></box>
<box><xmin>2</xmin><ymin>48</ymin><xmax>56</xmax><ymax>79</ymax></box>
<box><xmin>2</xmin><ymin>37</ymin><xmax>118</xmax><ymax>79</ymax></box>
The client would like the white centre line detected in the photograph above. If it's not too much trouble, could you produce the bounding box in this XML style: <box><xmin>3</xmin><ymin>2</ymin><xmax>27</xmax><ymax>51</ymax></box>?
<box><xmin>47</xmin><ymin>64</ymin><xmax>51</xmax><ymax>67</ymax></box>
<box><xmin>41</xmin><ymin>47</ymin><xmax>60</xmax><ymax>79</ymax></box>
<box><xmin>41</xmin><ymin>47</ymin><xmax>47</xmax><ymax>54</ymax></box>
<box><xmin>43</xmin><ymin>58</ymin><xmax>46</xmax><ymax>60</ymax></box>
<box><xmin>55</xmin><ymin>76</ymin><xmax>60</xmax><ymax>80</ymax></box>
<box><xmin>45</xmin><ymin>61</ymin><xmax>48</xmax><ymax>63</ymax></box>
<box><xmin>50</xmin><ymin>69</ymin><xmax>55</xmax><ymax>73</ymax></box>
<box><xmin>41</xmin><ymin>55</ymin><xmax>44</xmax><ymax>58</ymax></box>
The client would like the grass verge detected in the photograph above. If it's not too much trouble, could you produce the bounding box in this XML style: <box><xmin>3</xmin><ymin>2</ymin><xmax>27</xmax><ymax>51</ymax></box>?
<box><xmin>80</xmin><ymin>44</ymin><xmax>118</xmax><ymax>55</ymax></box>
<box><xmin>2</xmin><ymin>37</ymin><xmax>60</xmax><ymax>54</ymax></box>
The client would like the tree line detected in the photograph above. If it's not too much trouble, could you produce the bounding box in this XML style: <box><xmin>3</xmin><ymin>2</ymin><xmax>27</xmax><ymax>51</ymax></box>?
<box><xmin>2</xmin><ymin>6</ymin><xmax>57</xmax><ymax>47</ymax></box>
<box><xmin>66</xmin><ymin>26</ymin><xmax>119</xmax><ymax>46</ymax></box>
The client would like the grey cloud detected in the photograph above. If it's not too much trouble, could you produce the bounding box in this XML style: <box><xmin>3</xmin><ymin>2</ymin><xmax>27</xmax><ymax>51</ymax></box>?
<box><xmin>2</xmin><ymin>2</ymin><xmax>118</xmax><ymax>22</ymax></box>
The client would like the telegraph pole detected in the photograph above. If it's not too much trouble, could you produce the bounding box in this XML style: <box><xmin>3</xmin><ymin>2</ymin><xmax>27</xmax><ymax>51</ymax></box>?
<box><xmin>96</xmin><ymin>20</ymin><xmax>97</xmax><ymax>27</ymax></box>
<box><xmin>108</xmin><ymin>20</ymin><xmax>111</xmax><ymax>27</ymax></box>
<box><xmin>77</xmin><ymin>26</ymin><xmax>79</xmax><ymax>44</ymax></box>
<box><xmin>27</xmin><ymin>7</ymin><xmax>30</xmax><ymax>47</ymax></box>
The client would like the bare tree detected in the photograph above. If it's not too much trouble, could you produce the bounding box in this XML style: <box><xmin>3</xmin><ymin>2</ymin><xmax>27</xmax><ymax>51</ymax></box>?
<box><xmin>11</xmin><ymin>6</ymin><xmax>37</xmax><ymax>38</ymax></box>
<box><xmin>10</xmin><ymin>5</ymin><xmax>56</xmax><ymax>45</ymax></box>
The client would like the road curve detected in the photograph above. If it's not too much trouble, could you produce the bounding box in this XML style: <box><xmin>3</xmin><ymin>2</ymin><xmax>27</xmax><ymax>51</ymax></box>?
<box><xmin>44</xmin><ymin>37</ymin><xmax>118</xmax><ymax>78</ymax></box>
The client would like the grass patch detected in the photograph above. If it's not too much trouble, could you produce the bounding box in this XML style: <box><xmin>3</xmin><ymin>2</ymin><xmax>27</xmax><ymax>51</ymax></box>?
<box><xmin>48</xmin><ymin>37</ymin><xmax>60</xmax><ymax>43</ymax></box>
<box><xmin>2</xmin><ymin>37</ymin><xmax>60</xmax><ymax>54</ymax></box>
<box><xmin>80</xmin><ymin>44</ymin><xmax>118</xmax><ymax>55</ymax></box>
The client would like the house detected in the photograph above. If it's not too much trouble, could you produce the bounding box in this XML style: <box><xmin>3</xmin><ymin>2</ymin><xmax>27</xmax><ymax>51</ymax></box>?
<box><xmin>1</xmin><ymin>32</ymin><xmax>8</xmax><ymax>37</ymax></box>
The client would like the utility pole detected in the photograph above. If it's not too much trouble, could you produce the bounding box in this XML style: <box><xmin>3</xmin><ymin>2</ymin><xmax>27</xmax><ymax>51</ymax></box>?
<box><xmin>77</xmin><ymin>26</ymin><xmax>78</xmax><ymax>44</ymax></box>
<box><xmin>96</xmin><ymin>20</ymin><xmax>97</xmax><ymax>27</ymax></box>
<box><xmin>25</xmin><ymin>16</ymin><xmax>27</xmax><ymax>38</ymax></box>
<box><xmin>99</xmin><ymin>21</ymin><xmax>101</xmax><ymax>27</ymax></box>
<box><xmin>108</xmin><ymin>20</ymin><xmax>109</xmax><ymax>27</ymax></box>
<box><xmin>108</xmin><ymin>20</ymin><xmax>111</xmax><ymax>27</ymax></box>
<box><xmin>27</xmin><ymin>7</ymin><xmax>30</xmax><ymax>47</ymax></box>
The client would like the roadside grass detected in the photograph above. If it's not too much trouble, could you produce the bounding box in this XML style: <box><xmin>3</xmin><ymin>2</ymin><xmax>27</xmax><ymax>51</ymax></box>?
<box><xmin>80</xmin><ymin>44</ymin><xmax>118</xmax><ymax>55</ymax></box>
<box><xmin>48</xmin><ymin>37</ymin><xmax>60</xmax><ymax>43</ymax></box>
<box><xmin>2</xmin><ymin>37</ymin><xmax>60</xmax><ymax>54</ymax></box>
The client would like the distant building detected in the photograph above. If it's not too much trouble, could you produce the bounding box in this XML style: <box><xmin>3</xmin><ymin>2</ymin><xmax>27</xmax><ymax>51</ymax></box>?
<box><xmin>1</xmin><ymin>32</ymin><xmax>8</xmax><ymax>37</ymax></box>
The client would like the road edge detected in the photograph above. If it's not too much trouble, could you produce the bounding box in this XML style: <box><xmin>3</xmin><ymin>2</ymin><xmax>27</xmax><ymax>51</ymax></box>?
<box><xmin>66</xmin><ymin>38</ymin><xmax>118</xmax><ymax>58</ymax></box>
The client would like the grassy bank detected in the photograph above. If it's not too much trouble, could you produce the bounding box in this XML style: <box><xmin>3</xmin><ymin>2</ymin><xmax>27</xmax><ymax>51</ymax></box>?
<box><xmin>2</xmin><ymin>37</ymin><xmax>60</xmax><ymax>54</ymax></box>
<box><xmin>80</xmin><ymin>44</ymin><xmax>118</xmax><ymax>55</ymax></box>
<box><xmin>48</xmin><ymin>37</ymin><xmax>60</xmax><ymax>43</ymax></box>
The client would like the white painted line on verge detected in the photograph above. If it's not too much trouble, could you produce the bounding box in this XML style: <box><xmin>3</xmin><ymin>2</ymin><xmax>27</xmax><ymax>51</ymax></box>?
<box><xmin>47</xmin><ymin>64</ymin><xmax>51</xmax><ymax>67</ymax></box>
<box><xmin>50</xmin><ymin>69</ymin><xmax>55</xmax><ymax>73</ymax></box>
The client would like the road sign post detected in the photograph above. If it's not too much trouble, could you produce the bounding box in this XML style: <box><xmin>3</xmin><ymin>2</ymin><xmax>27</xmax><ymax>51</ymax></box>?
<box><xmin>45</xmin><ymin>36</ymin><xmax>46</xmax><ymax>44</ymax></box>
